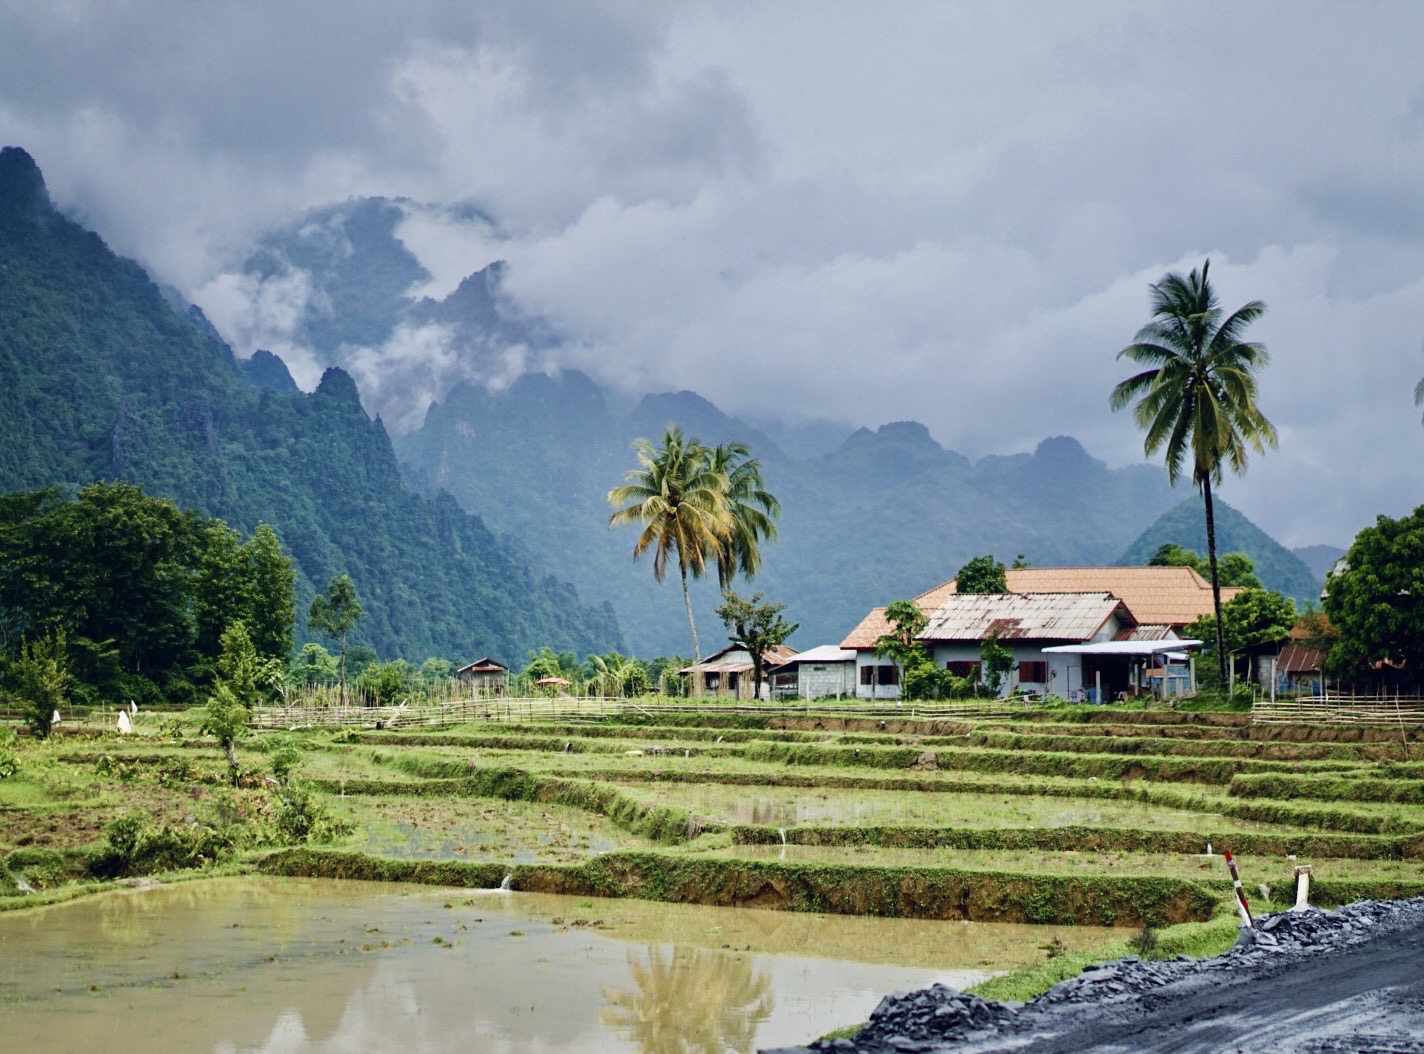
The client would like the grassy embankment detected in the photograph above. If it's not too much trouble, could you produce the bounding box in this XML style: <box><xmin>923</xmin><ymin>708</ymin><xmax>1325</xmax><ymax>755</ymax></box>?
<box><xmin>5</xmin><ymin>702</ymin><xmax>1424</xmax><ymax>1000</ymax></box>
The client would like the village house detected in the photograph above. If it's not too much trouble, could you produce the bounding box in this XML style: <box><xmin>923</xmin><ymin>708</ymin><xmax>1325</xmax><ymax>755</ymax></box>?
<box><xmin>841</xmin><ymin>566</ymin><xmax>1221</xmax><ymax>701</ymax></box>
<box><xmin>455</xmin><ymin>657</ymin><xmax>510</xmax><ymax>694</ymax></box>
<box><xmin>768</xmin><ymin>645</ymin><xmax>857</xmax><ymax>699</ymax></box>
<box><xmin>680</xmin><ymin>644</ymin><xmax>798</xmax><ymax>700</ymax></box>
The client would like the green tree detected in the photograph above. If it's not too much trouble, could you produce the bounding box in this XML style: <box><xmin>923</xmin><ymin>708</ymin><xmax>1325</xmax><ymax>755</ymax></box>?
<box><xmin>5</xmin><ymin>630</ymin><xmax>71</xmax><ymax>738</ymax></box>
<box><xmin>243</xmin><ymin>523</ymin><xmax>295</xmax><ymax>664</ymax></box>
<box><xmin>202</xmin><ymin>621</ymin><xmax>277</xmax><ymax>783</ymax></box>
<box><xmin>1187</xmin><ymin>588</ymin><xmax>1296</xmax><ymax>683</ymax></box>
<box><xmin>607</xmin><ymin>426</ymin><xmax>734</xmax><ymax>661</ymax></box>
<box><xmin>307</xmin><ymin>574</ymin><xmax>365</xmax><ymax>692</ymax></box>
<box><xmin>1148</xmin><ymin>543</ymin><xmax>1262</xmax><ymax>588</ymax></box>
<box><xmin>359</xmin><ymin>659</ymin><xmax>413</xmax><ymax>705</ymax></box>
<box><xmin>979</xmin><ymin>631</ymin><xmax>1015</xmax><ymax>696</ymax></box>
<box><xmin>419</xmin><ymin>657</ymin><xmax>453</xmax><ymax>681</ymax></box>
<box><xmin>714</xmin><ymin>591</ymin><xmax>798</xmax><ymax>701</ymax></box>
<box><xmin>708</xmin><ymin>442</ymin><xmax>780</xmax><ymax>589</ymax></box>
<box><xmin>1111</xmin><ymin>259</ymin><xmax>1278</xmax><ymax>688</ymax></box>
<box><xmin>956</xmin><ymin>554</ymin><xmax>1008</xmax><ymax>594</ymax></box>
<box><xmin>956</xmin><ymin>552</ymin><xmax>1013</xmax><ymax>592</ymax></box>
<box><xmin>873</xmin><ymin>600</ymin><xmax>942</xmax><ymax>701</ymax></box>
<box><xmin>1323</xmin><ymin>506</ymin><xmax>1424</xmax><ymax>685</ymax></box>
<box><xmin>288</xmin><ymin>642</ymin><xmax>339</xmax><ymax>687</ymax></box>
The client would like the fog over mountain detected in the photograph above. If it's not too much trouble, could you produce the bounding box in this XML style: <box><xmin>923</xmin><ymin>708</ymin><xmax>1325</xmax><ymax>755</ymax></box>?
<box><xmin>3</xmin><ymin>3</ymin><xmax>1423</xmax><ymax>551</ymax></box>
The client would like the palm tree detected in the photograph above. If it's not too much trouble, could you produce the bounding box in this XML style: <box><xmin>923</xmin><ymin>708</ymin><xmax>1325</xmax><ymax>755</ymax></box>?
<box><xmin>707</xmin><ymin>442</ymin><xmax>780</xmax><ymax>589</ymax></box>
<box><xmin>608</xmin><ymin>426</ymin><xmax>732</xmax><ymax>661</ymax></box>
<box><xmin>1110</xmin><ymin>259</ymin><xmax>1278</xmax><ymax>689</ymax></box>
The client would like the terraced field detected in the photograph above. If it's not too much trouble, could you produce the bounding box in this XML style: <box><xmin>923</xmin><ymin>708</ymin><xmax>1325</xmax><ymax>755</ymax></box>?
<box><xmin>5</xmin><ymin>705</ymin><xmax>1424</xmax><ymax>934</ymax></box>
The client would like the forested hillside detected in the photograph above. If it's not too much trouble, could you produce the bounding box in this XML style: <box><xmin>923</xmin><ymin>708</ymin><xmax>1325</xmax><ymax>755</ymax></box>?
<box><xmin>1116</xmin><ymin>496</ymin><xmax>1322</xmax><ymax>606</ymax></box>
<box><xmin>398</xmin><ymin>373</ymin><xmax>1186</xmax><ymax>654</ymax></box>
<box><xmin>0</xmin><ymin>147</ymin><xmax>621</xmax><ymax>664</ymax></box>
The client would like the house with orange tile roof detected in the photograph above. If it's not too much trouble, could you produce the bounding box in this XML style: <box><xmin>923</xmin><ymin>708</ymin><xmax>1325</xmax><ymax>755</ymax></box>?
<box><xmin>840</xmin><ymin>566</ymin><xmax>1216</xmax><ymax>700</ymax></box>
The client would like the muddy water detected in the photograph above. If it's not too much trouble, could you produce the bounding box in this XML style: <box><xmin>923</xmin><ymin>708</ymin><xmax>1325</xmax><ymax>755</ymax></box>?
<box><xmin>0</xmin><ymin>878</ymin><xmax>1114</xmax><ymax>1053</ymax></box>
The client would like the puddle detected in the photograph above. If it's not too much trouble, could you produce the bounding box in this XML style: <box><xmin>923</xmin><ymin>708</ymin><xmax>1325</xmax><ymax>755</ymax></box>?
<box><xmin>0</xmin><ymin>877</ymin><xmax>1114</xmax><ymax>1052</ymax></box>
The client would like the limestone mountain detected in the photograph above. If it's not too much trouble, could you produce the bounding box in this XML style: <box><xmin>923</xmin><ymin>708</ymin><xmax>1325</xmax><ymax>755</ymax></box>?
<box><xmin>398</xmin><ymin>369</ymin><xmax>1191</xmax><ymax>655</ymax></box>
<box><xmin>1117</xmin><ymin>496</ymin><xmax>1323</xmax><ymax>606</ymax></box>
<box><xmin>0</xmin><ymin>146</ymin><xmax>621</xmax><ymax>664</ymax></box>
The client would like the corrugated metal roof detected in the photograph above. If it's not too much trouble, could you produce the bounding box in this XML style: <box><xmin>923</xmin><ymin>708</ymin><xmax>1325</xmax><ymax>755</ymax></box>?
<box><xmin>1116</xmin><ymin>624</ymin><xmax>1176</xmax><ymax>641</ymax></box>
<box><xmin>920</xmin><ymin>591</ymin><xmax>1127</xmax><ymax>643</ymax></box>
<box><xmin>773</xmin><ymin>645</ymin><xmax>856</xmax><ymax>666</ymax></box>
<box><xmin>680</xmin><ymin>644</ymin><xmax>797</xmax><ymax>674</ymax></box>
<box><xmin>1278</xmin><ymin>643</ymin><xmax>1326</xmax><ymax>673</ymax></box>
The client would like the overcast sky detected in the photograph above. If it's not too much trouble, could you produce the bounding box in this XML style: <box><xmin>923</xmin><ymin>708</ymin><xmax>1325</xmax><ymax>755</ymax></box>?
<box><xmin>2</xmin><ymin>1</ymin><xmax>1422</xmax><ymax>548</ymax></box>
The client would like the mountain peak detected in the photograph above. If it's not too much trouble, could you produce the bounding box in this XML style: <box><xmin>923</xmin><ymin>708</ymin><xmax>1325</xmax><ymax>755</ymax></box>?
<box><xmin>0</xmin><ymin>146</ymin><xmax>52</xmax><ymax>218</ymax></box>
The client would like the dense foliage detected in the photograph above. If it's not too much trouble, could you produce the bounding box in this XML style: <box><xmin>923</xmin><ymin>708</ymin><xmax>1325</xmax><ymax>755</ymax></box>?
<box><xmin>0</xmin><ymin>147</ymin><xmax>621</xmax><ymax>666</ymax></box>
<box><xmin>1148</xmin><ymin>543</ymin><xmax>1262</xmax><ymax>589</ymax></box>
<box><xmin>1324</xmin><ymin>506</ymin><xmax>1424</xmax><ymax>686</ymax></box>
<box><xmin>956</xmin><ymin>554</ymin><xmax>1008</xmax><ymax>593</ymax></box>
<box><xmin>0</xmin><ymin>483</ymin><xmax>293</xmax><ymax>706</ymax></box>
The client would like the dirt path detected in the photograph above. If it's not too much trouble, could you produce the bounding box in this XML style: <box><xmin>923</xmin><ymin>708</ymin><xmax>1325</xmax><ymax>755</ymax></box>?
<box><xmin>770</xmin><ymin>898</ymin><xmax>1424</xmax><ymax>1053</ymax></box>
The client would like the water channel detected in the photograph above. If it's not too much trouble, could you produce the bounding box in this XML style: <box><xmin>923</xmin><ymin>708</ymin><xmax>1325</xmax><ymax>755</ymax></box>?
<box><xmin>0</xmin><ymin>877</ymin><xmax>1116</xmax><ymax>1052</ymax></box>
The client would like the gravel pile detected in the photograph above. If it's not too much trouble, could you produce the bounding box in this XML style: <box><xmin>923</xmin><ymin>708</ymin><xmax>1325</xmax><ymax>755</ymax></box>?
<box><xmin>767</xmin><ymin>898</ymin><xmax>1424</xmax><ymax>1054</ymax></box>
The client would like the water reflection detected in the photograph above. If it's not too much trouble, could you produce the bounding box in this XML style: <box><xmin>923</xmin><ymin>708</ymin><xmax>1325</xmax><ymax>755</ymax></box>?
<box><xmin>0</xmin><ymin>879</ymin><xmax>1115</xmax><ymax>1053</ymax></box>
<box><xmin>602</xmin><ymin>947</ymin><xmax>774</xmax><ymax>1054</ymax></box>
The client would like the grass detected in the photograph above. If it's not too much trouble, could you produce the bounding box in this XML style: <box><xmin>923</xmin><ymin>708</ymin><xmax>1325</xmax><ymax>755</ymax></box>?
<box><xmin>5</xmin><ymin>702</ymin><xmax>1424</xmax><ymax>930</ymax></box>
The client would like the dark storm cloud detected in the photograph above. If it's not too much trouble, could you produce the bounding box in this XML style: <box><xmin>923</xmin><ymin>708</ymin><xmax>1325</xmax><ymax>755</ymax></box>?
<box><xmin>2</xmin><ymin>1</ymin><xmax>1423</xmax><ymax>547</ymax></box>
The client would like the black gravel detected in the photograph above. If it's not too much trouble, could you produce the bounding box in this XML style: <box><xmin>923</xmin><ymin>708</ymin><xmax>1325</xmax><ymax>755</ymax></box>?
<box><xmin>765</xmin><ymin>898</ymin><xmax>1424</xmax><ymax>1054</ymax></box>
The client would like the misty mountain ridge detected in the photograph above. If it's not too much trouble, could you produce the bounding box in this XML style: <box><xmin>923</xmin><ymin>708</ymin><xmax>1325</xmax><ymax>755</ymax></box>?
<box><xmin>0</xmin><ymin>146</ymin><xmax>621</xmax><ymax>664</ymax></box>
<box><xmin>214</xmin><ymin>196</ymin><xmax>1338</xmax><ymax>653</ymax></box>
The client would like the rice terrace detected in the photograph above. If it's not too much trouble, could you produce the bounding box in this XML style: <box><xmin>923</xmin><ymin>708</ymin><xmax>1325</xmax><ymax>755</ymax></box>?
<box><xmin>6</xmin><ymin>691</ymin><xmax>1424</xmax><ymax>1049</ymax></box>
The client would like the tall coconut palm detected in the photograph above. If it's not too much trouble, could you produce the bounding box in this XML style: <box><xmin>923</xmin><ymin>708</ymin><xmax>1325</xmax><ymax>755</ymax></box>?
<box><xmin>707</xmin><ymin>441</ymin><xmax>780</xmax><ymax>589</ymax></box>
<box><xmin>607</xmin><ymin>426</ymin><xmax>732</xmax><ymax>661</ymax></box>
<box><xmin>1110</xmin><ymin>259</ymin><xmax>1277</xmax><ymax>689</ymax></box>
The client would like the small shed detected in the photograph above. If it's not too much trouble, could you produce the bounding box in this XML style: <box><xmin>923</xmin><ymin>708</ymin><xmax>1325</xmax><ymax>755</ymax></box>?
<box><xmin>1276</xmin><ymin>643</ymin><xmax>1326</xmax><ymax>696</ymax></box>
<box><xmin>770</xmin><ymin>645</ymin><xmax>857</xmax><ymax>699</ymax></box>
<box><xmin>456</xmin><ymin>657</ymin><xmax>510</xmax><ymax>694</ymax></box>
<box><xmin>680</xmin><ymin>644</ymin><xmax>798</xmax><ymax>700</ymax></box>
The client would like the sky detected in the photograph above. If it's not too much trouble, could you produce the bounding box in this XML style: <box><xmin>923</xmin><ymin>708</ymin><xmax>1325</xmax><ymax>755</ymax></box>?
<box><xmin>2</xmin><ymin>1</ymin><xmax>1422</xmax><ymax>548</ymax></box>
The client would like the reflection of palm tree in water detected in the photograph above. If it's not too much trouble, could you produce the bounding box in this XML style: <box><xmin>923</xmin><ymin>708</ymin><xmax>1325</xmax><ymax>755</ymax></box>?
<box><xmin>601</xmin><ymin>945</ymin><xmax>774</xmax><ymax>1054</ymax></box>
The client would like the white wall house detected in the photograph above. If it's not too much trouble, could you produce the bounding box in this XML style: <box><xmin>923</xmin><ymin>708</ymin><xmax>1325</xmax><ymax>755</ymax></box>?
<box><xmin>842</xmin><ymin>592</ymin><xmax>1148</xmax><ymax>700</ymax></box>
<box><xmin>769</xmin><ymin>645</ymin><xmax>857</xmax><ymax>699</ymax></box>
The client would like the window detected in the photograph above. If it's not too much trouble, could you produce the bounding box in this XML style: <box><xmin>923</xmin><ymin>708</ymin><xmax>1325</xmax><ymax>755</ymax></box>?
<box><xmin>1018</xmin><ymin>660</ymin><xmax>1048</xmax><ymax>683</ymax></box>
<box><xmin>705</xmin><ymin>673</ymin><xmax>720</xmax><ymax>690</ymax></box>
<box><xmin>727</xmin><ymin>672</ymin><xmax>740</xmax><ymax>692</ymax></box>
<box><xmin>860</xmin><ymin>665</ymin><xmax>875</xmax><ymax>686</ymax></box>
<box><xmin>876</xmin><ymin>665</ymin><xmax>899</xmax><ymax>686</ymax></box>
<box><xmin>945</xmin><ymin>661</ymin><xmax>980</xmax><ymax>680</ymax></box>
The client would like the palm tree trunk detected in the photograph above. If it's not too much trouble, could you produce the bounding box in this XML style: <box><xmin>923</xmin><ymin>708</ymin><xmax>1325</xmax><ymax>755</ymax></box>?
<box><xmin>1202</xmin><ymin>476</ymin><xmax>1228</xmax><ymax>690</ymax></box>
<box><xmin>681</xmin><ymin>564</ymin><xmax>701</xmax><ymax>661</ymax></box>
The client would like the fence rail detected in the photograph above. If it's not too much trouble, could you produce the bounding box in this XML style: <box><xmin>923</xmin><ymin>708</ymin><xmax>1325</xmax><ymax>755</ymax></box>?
<box><xmin>1253</xmin><ymin>696</ymin><xmax>1424</xmax><ymax>726</ymax></box>
<box><xmin>249</xmin><ymin>695</ymin><xmax>1022</xmax><ymax>730</ymax></box>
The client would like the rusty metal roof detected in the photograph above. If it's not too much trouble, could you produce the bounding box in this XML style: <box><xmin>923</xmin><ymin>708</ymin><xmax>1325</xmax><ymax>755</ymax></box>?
<box><xmin>1277</xmin><ymin>643</ymin><xmax>1326</xmax><ymax>674</ymax></box>
<box><xmin>920</xmin><ymin>591</ymin><xmax>1129</xmax><ymax>643</ymax></box>
<box><xmin>680</xmin><ymin>644</ymin><xmax>797</xmax><ymax>675</ymax></box>
<box><xmin>1116</xmin><ymin>624</ymin><xmax>1176</xmax><ymax>642</ymax></box>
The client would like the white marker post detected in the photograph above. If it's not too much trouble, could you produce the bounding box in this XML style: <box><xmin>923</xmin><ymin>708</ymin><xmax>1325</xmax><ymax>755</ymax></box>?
<box><xmin>1224</xmin><ymin>850</ymin><xmax>1254</xmax><ymax>929</ymax></box>
<box><xmin>1293</xmin><ymin>865</ymin><xmax>1312</xmax><ymax>911</ymax></box>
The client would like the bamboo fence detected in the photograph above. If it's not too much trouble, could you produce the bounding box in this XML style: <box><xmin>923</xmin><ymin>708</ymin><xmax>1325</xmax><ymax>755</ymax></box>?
<box><xmin>246</xmin><ymin>694</ymin><xmax>1023</xmax><ymax>730</ymax></box>
<box><xmin>1252</xmin><ymin>694</ymin><xmax>1424</xmax><ymax>726</ymax></box>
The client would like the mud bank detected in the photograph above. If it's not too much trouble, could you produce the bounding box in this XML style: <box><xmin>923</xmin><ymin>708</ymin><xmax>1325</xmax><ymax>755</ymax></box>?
<box><xmin>257</xmin><ymin>848</ymin><xmax>1218</xmax><ymax>926</ymax></box>
<box><xmin>770</xmin><ymin>897</ymin><xmax>1424</xmax><ymax>1053</ymax></box>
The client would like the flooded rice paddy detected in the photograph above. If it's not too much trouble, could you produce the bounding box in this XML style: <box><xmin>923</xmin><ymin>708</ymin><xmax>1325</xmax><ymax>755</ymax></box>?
<box><xmin>623</xmin><ymin>783</ymin><xmax>1297</xmax><ymax>833</ymax></box>
<box><xmin>0</xmin><ymin>877</ymin><xmax>1115</xmax><ymax>1053</ymax></box>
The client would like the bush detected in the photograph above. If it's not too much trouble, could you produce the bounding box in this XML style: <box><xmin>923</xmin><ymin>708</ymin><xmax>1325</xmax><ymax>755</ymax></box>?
<box><xmin>0</xmin><ymin>727</ymin><xmax>17</xmax><ymax>779</ymax></box>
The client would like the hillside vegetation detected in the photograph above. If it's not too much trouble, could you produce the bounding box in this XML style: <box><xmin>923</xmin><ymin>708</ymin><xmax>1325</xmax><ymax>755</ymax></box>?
<box><xmin>0</xmin><ymin>147</ymin><xmax>620</xmax><ymax>664</ymax></box>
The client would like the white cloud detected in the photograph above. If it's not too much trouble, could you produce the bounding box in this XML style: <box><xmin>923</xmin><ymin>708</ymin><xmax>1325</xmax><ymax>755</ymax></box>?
<box><xmin>2</xmin><ymin>2</ymin><xmax>1423</xmax><ymax>547</ymax></box>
